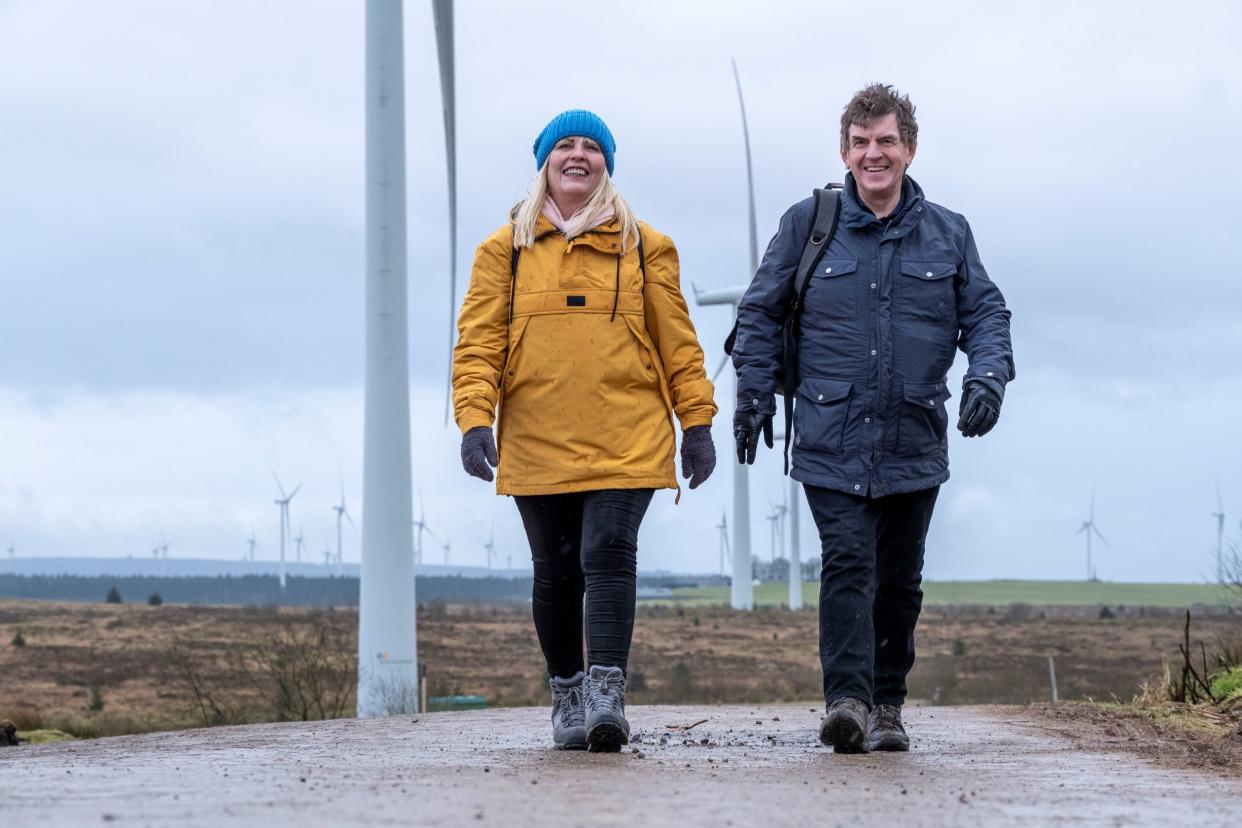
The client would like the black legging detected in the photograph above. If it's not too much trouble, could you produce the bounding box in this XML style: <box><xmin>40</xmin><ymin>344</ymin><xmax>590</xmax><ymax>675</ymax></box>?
<box><xmin>514</xmin><ymin>488</ymin><xmax>654</xmax><ymax>679</ymax></box>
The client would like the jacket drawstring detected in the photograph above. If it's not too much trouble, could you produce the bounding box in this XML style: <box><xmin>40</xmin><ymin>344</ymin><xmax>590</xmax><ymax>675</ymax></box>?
<box><xmin>610</xmin><ymin>254</ymin><xmax>621</xmax><ymax>321</ymax></box>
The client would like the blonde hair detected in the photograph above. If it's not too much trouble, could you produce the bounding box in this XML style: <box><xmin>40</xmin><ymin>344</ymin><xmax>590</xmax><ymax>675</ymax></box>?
<box><xmin>510</xmin><ymin>164</ymin><xmax>640</xmax><ymax>253</ymax></box>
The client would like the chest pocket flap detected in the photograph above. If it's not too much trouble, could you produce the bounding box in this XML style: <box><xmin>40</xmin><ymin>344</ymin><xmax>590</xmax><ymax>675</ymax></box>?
<box><xmin>798</xmin><ymin>376</ymin><xmax>853</xmax><ymax>404</ymax></box>
<box><xmin>900</xmin><ymin>261</ymin><xmax>957</xmax><ymax>282</ymax></box>
<box><xmin>816</xmin><ymin>259</ymin><xmax>858</xmax><ymax>279</ymax></box>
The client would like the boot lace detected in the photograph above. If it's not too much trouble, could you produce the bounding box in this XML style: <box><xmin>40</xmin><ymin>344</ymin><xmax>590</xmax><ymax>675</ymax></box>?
<box><xmin>587</xmin><ymin>670</ymin><xmax>626</xmax><ymax>714</ymax></box>
<box><xmin>553</xmin><ymin>684</ymin><xmax>585</xmax><ymax>727</ymax></box>
<box><xmin>873</xmin><ymin>704</ymin><xmax>904</xmax><ymax>733</ymax></box>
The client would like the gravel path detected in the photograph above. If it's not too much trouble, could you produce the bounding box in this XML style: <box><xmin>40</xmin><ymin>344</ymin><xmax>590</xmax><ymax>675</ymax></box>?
<box><xmin>2</xmin><ymin>705</ymin><xmax>1238</xmax><ymax>826</ymax></box>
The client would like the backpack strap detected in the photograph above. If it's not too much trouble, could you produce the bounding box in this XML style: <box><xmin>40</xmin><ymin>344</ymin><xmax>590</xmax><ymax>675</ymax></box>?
<box><xmin>782</xmin><ymin>184</ymin><xmax>843</xmax><ymax>473</ymax></box>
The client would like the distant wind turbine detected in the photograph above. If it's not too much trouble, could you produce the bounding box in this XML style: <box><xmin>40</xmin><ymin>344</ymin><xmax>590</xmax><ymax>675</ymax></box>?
<box><xmin>484</xmin><ymin>524</ymin><xmax>496</xmax><ymax>570</ymax></box>
<box><xmin>716</xmin><ymin>512</ymin><xmax>731</xmax><ymax>576</ymax></box>
<box><xmin>6</xmin><ymin>540</ymin><xmax>13</xmax><ymax>559</ymax></box>
<box><xmin>271</xmin><ymin>470</ymin><xmax>301</xmax><ymax>591</ymax></box>
<box><xmin>1076</xmin><ymin>488</ymin><xmax>1110</xmax><ymax>582</ymax></box>
<box><xmin>412</xmin><ymin>491</ymin><xmax>437</xmax><ymax>567</ymax></box>
<box><xmin>294</xmin><ymin>524</ymin><xmax>307</xmax><ymax>565</ymax></box>
<box><xmin>1213</xmin><ymin>478</ymin><xmax>1226</xmax><ymax>582</ymax></box>
<box><xmin>332</xmin><ymin>474</ymin><xmax>356</xmax><ymax>571</ymax></box>
<box><xmin>442</xmin><ymin>539</ymin><xmax>451</xmax><ymax>567</ymax></box>
<box><xmin>246</xmin><ymin>530</ymin><xmax>257</xmax><ymax>563</ymax></box>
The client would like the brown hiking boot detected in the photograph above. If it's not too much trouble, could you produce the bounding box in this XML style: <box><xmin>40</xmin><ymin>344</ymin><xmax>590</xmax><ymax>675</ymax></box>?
<box><xmin>867</xmin><ymin>704</ymin><xmax>910</xmax><ymax>751</ymax></box>
<box><xmin>819</xmin><ymin>697</ymin><xmax>870</xmax><ymax>753</ymax></box>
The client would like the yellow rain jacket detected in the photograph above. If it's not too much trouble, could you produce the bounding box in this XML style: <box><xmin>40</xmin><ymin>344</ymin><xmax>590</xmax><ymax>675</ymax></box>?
<box><xmin>452</xmin><ymin>215</ymin><xmax>717</xmax><ymax>496</ymax></box>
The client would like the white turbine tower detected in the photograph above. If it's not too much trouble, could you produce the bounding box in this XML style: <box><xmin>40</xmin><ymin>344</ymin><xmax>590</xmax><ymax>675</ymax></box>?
<box><xmin>358</xmin><ymin>0</ymin><xmax>421</xmax><ymax>717</ymax></box>
<box><xmin>1212</xmin><ymin>479</ymin><xmax>1226</xmax><ymax>582</ymax></box>
<box><xmin>433</xmin><ymin>0</ymin><xmax>457</xmax><ymax>426</ymax></box>
<box><xmin>484</xmin><ymin>524</ymin><xmax>496</xmax><ymax>570</ymax></box>
<box><xmin>6</xmin><ymin>540</ymin><xmax>13</xmax><ymax>559</ymax></box>
<box><xmin>442</xmin><ymin>540</ymin><xmax>451</xmax><ymax>567</ymax></box>
<box><xmin>1076</xmin><ymin>488</ymin><xmax>1110</xmax><ymax>582</ymax></box>
<box><xmin>294</xmin><ymin>525</ymin><xmax>307</xmax><ymax>566</ymax></box>
<box><xmin>271</xmin><ymin>471</ymin><xmax>301</xmax><ymax>592</ymax></box>
<box><xmin>246</xmin><ymin>530</ymin><xmax>257</xmax><ymax>563</ymax></box>
<box><xmin>716</xmin><ymin>512</ymin><xmax>731</xmax><ymax>576</ymax></box>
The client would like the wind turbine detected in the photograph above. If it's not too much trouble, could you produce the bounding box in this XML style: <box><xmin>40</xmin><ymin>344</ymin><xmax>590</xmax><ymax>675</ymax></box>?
<box><xmin>246</xmin><ymin>530</ymin><xmax>257</xmax><ymax>563</ymax></box>
<box><xmin>1213</xmin><ymin>479</ymin><xmax>1226</xmax><ymax>582</ymax></box>
<box><xmin>333</xmin><ymin>476</ymin><xmax>356</xmax><ymax>571</ymax></box>
<box><xmin>6</xmin><ymin>540</ymin><xmax>14</xmax><ymax>559</ymax></box>
<box><xmin>1076</xmin><ymin>488</ymin><xmax>1110</xmax><ymax>582</ymax></box>
<box><xmin>294</xmin><ymin>524</ymin><xmax>307</xmax><ymax>566</ymax></box>
<box><xmin>412</xmin><ymin>491</ymin><xmax>437</xmax><ymax>567</ymax></box>
<box><xmin>484</xmin><ymin>524</ymin><xmax>496</xmax><ymax>570</ymax></box>
<box><xmin>271</xmin><ymin>471</ymin><xmax>301</xmax><ymax>591</ymax></box>
<box><xmin>716</xmin><ymin>512</ymin><xmax>731</xmax><ymax>576</ymax></box>
<box><xmin>442</xmin><ymin>539</ymin><xmax>451</xmax><ymax>567</ymax></box>
<box><xmin>766</xmin><ymin>508</ymin><xmax>781</xmax><ymax>565</ymax></box>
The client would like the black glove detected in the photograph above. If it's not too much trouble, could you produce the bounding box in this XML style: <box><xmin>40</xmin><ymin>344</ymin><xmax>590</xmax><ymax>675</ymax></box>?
<box><xmin>956</xmin><ymin>380</ymin><xmax>1003</xmax><ymax>438</ymax></box>
<box><xmin>680</xmin><ymin>425</ymin><xmax>717</xmax><ymax>490</ymax></box>
<box><xmin>461</xmin><ymin>426</ymin><xmax>498</xmax><ymax>481</ymax></box>
<box><xmin>733</xmin><ymin>395</ymin><xmax>775</xmax><ymax>465</ymax></box>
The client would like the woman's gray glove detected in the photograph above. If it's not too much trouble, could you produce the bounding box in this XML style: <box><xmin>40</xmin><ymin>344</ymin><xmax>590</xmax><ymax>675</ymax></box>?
<box><xmin>680</xmin><ymin>425</ymin><xmax>717</xmax><ymax>490</ymax></box>
<box><xmin>461</xmin><ymin>426</ymin><xmax>498</xmax><ymax>482</ymax></box>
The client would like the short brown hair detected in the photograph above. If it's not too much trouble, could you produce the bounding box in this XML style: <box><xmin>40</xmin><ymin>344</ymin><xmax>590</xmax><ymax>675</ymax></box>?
<box><xmin>840</xmin><ymin>84</ymin><xmax>918</xmax><ymax>150</ymax></box>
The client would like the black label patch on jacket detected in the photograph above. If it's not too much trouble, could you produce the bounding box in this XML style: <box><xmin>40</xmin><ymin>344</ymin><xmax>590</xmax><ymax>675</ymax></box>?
<box><xmin>566</xmin><ymin>295</ymin><xmax>586</xmax><ymax>307</ymax></box>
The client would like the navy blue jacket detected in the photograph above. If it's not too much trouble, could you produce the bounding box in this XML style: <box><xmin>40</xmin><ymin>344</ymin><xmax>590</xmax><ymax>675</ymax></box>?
<box><xmin>732</xmin><ymin>175</ymin><xmax>1014</xmax><ymax>497</ymax></box>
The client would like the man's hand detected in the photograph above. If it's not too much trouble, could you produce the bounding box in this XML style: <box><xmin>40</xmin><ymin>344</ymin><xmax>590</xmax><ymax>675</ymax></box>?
<box><xmin>956</xmin><ymin>381</ymin><xmax>1003</xmax><ymax>438</ymax></box>
<box><xmin>680</xmin><ymin>425</ymin><xmax>717</xmax><ymax>490</ymax></box>
<box><xmin>461</xmin><ymin>426</ymin><xmax>499</xmax><ymax>481</ymax></box>
<box><xmin>734</xmin><ymin>395</ymin><xmax>775</xmax><ymax>464</ymax></box>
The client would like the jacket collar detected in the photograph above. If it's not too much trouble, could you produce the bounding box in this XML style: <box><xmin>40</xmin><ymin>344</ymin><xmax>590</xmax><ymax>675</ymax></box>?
<box><xmin>534</xmin><ymin>214</ymin><xmax>625</xmax><ymax>254</ymax></box>
<box><xmin>841</xmin><ymin>173</ymin><xmax>926</xmax><ymax>235</ymax></box>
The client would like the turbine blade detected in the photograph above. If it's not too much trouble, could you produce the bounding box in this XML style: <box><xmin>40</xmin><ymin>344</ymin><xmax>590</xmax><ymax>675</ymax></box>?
<box><xmin>434</xmin><ymin>0</ymin><xmax>457</xmax><ymax>428</ymax></box>
<box><xmin>1217</xmin><ymin>477</ymin><xmax>1224</xmax><ymax>512</ymax></box>
<box><xmin>1093</xmin><ymin>526</ymin><xmax>1111</xmax><ymax>548</ymax></box>
<box><xmin>710</xmin><ymin>352</ymin><xmax>730</xmax><ymax>384</ymax></box>
<box><xmin>271</xmin><ymin>469</ymin><xmax>287</xmax><ymax>498</ymax></box>
<box><xmin>288</xmin><ymin>483</ymin><xmax>302</xmax><ymax>501</ymax></box>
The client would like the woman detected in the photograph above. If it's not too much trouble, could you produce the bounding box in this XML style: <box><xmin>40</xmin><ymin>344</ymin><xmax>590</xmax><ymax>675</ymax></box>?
<box><xmin>451</xmin><ymin>110</ymin><xmax>717</xmax><ymax>751</ymax></box>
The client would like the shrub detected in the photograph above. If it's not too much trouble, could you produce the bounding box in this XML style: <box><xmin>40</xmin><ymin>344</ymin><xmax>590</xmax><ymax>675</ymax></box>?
<box><xmin>1210</xmin><ymin>666</ymin><xmax>1242</xmax><ymax>702</ymax></box>
<box><xmin>1098</xmin><ymin>606</ymin><xmax>1115</xmax><ymax>620</ymax></box>
<box><xmin>88</xmin><ymin>685</ymin><xmax>106</xmax><ymax>713</ymax></box>
<box><xmin>11</xmin><ymin>628</ymin><xmax>25</xmax><ymax>647</ymax></box>
<box><xmin>148</xmin><ymin>593</ymin><xmax>163</xmax><ymax>607</ymax></box>
<box><xmin>628</xmin><ymin>665</ymin><xmax>648</xmax><ymax>692</ymax></box>
<box><xmin>105</xmin><ymin>586</ymin><xmax>122</xmax><ymax>604</ymax></box>
<box><xmin>667</xmin><ymin>660</ymin><xmax>694</xmax><ymax>702</ymax></box>
<box><xmin>951</xmin><ymin>638</ymin><xmax>967</xmax><ymax>657</ymax></box>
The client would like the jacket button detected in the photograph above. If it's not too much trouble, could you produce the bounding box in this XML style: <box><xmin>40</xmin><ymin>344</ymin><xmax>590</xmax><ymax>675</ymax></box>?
<box><xmin>817</xmin><ymin>394</ymin><xmax>824</xmax><ymax>400</ymax></box>
<box><xmin>825</xmin><ymin>267</ymin><xmax>832</xmax><ymax>273</ymax></box>
<box><xmin>751</xmin><ymin>398</ymin><xmax>759</xmax><ymax>405</ymax></box>
<box><xmin>927</xmin><ymin>399</ymin><xmax>934</xmax><ymax>405</ymax></box>
<box><xmin>864</xmin><ymin>417</ymin><xmax>871</xmax><ymax>423</ymax></box>
<box><xmin>986</xmin><ymin>371</ymin><xmax>994</xmax><ymax>377</ymax></box>
<box><xmin>870</xmin><ymin>349</ymin><xmax>877</xmax><ymax>356</ymax></box>
<box><xmin>925</xmin><ymin>272</ymin><xmax>933</xmax><ymax>278</ymax></box>
<box><xmin>853</xmin><ymin>484</ymin><xmax>861</xmax><ymax>491</ymax></box>
<box><xmin>870</xmin><ymin>283</ymin><xmax>876</xmax><ymax>289</ymax></box>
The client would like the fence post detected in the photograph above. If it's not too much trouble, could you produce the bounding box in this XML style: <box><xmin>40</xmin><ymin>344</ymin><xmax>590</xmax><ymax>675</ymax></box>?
<box><xmin>1048</xmin><ymin>656</ymin><xmax>1059</xmax><ymax>703</ymax></box>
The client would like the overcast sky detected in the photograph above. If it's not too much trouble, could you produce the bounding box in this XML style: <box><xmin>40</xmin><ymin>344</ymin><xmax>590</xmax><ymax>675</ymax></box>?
<box><xmin>2</xmin><ymin>0</ymin><xmax>1240</xmax><ymax>582</ymax></box>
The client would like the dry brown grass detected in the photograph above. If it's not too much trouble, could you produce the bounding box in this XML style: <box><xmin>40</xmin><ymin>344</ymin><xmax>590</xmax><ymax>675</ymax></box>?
<box><xmin>1</xmin><ymin>598</ymin><xmax>1239</xmax><ymax>739</ymax></box>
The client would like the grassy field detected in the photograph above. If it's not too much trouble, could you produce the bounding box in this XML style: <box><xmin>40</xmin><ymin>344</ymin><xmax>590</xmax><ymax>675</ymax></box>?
<box><xmin>662</xmin><ymin>580</ymin><xmax>1238</xmax><ymax>608</ymax></box>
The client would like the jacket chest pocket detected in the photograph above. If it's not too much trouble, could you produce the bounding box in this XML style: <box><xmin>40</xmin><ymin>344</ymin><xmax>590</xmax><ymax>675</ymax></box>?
<box><xmin>895</xmin><ymin>380</ymin><xmax>951</xmax><ymax>457</ymax></box>
<box><xmin>802</xmin><ymin>258</ymin><xmax>859</xmax><ymax>321</ymax></box>
<box><xmin>896</xmin><ymin>260</ymin><xmax>956</xmax><ymax>323</ymax></box>
<box><xmin>794</xmin><ymin>377</ymin><xmax>853</xmax><ymax>454</ymax></box>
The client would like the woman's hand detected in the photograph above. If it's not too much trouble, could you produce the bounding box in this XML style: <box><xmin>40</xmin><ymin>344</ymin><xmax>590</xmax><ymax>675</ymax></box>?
<box><xmin>461</xmin><ymin>426</ymin><xmax>499</xmax><ymax>482</ymax></box>
<box><xmin>680</xmin><ymin>425</ymin><xmax>716</xmax><ymax>490</ymax></box>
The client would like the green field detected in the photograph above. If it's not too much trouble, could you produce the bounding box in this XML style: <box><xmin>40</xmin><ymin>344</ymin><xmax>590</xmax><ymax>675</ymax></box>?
<box><xmin>660</xmin><ymin>580</ymin><xmax>1237</xmax><ymax>609</ymax></box>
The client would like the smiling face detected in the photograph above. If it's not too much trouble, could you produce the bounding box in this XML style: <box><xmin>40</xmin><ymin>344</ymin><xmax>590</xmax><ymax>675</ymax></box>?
<box><xmin>840</xmin><ymin>112</ymin><xmax>916</xmax><ymax>214</ymax></box>
<box><xmin>545</xmin><ymin>135</ymin><xmax>605</xmax><ymax>213</ymax></box>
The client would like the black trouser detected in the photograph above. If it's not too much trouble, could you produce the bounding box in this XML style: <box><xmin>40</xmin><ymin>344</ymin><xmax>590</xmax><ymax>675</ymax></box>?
<box><xmin>514</xmin><ymin>488</ymin><xmax>654</xmax><ymax>679</ymax></box>
<box><xmin>803</xmin><ymin>484</ymin><xmax>940</xmax><ymax>707</ymax></box>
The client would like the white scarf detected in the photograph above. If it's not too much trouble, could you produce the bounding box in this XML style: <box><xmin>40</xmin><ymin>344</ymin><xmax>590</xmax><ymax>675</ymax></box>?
<box><xmin>542</xmin><ymin>198</ymin><xmax>616</xmax><ymax>239</ymax></box>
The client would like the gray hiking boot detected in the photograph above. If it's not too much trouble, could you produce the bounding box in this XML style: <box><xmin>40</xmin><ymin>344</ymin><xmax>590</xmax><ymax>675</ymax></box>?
<box><xmin>549</xmin><ymin>672</ymin><xmax>587</xmax><ymax>750</ymax></box>
<box><xmin>867</xmin><ymin>703</ymin><xmax>910</xmax><ymax>751</ymax></box>
<box><xmin>819</xmin><ymin>697</ymin><xmax>870</xmax><ymax>754</ymax></box>
<box><xmin>583</xmin><ymin>665</ymin><xmax>629</xmax><ymax>752</ymax></box>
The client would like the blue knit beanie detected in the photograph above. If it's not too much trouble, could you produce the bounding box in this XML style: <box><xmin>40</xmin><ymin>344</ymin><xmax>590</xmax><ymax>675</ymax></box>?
<box><xmin>532</xmin><ymin>110</ymin><xmax>616</xmax><ymax>175</ymax></box>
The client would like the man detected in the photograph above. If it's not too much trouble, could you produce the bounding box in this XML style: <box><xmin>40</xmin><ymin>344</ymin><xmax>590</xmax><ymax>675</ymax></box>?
<box><xmin>731</xmin><ymin>84</ymin><xmax>1013</xmax><ymax>753</ymax></box>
